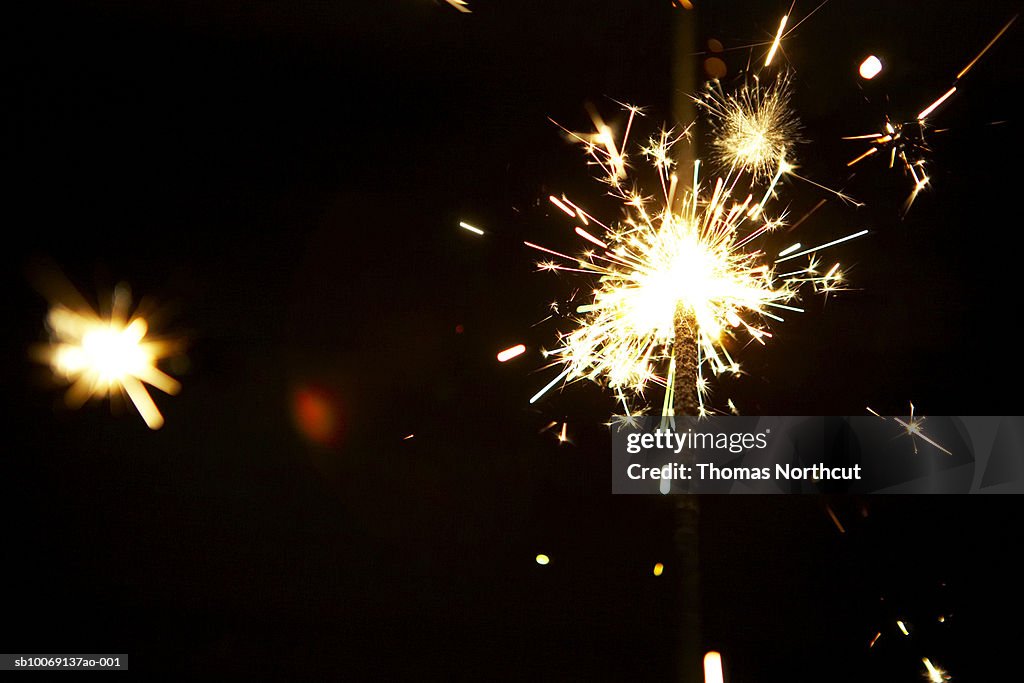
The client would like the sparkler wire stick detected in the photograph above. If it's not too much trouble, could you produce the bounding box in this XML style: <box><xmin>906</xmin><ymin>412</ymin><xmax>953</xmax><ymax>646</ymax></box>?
<box><xmin>672</xmin><ymin>10</ymin><xmax>702</xmax><ymax>683</ymax></box>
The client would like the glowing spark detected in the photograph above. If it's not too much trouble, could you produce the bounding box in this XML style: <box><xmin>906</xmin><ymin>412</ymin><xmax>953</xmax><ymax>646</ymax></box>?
<box><xmin>403</xmin><ymin>434</ymin><xmax>415</xmax><ymax>440</ymax></box>
<box><xmin>558</xmin><ymin>422</ymin><xmax>568</xmax><ymax>443</ymax></box>
<box><xmin>917</xmin><ymin>87</ymin><xmax>957</xmax><ymax>121</ymax></box>
<box><xmin>956</xmin><ymin>14</ymin><xmax>1018</xmax><ymax>80</ymax></box>
<box><xmin>444</xmin><ymin>0</ymin><xmax>471</xmax><ymax>13</ymax></box>
<box><xmin>868</xmin><ymin>403</ymin><xmax>952</xmax><ymax>455</ymax></box>
<box><xmin>697</xmin><ymin>73</ymin><xmax>801</xmax><ymax>180</ymax></box>
<box><xmin>775</xmin><ymin>230</ymin><xmax>868</xmax><ymax>263</ymax></box>
<box><xmin>825</xmin><ymin>505</ymin><xmax>846</xmax><ymax>534</ymax></box>
<box><xmin>869</xmin><ymin>632</ymin><xmax>881</xmax><ymax>648</ymax></box>
<box><xmin>549</xmin><ymin>195</ymin><xmax>577</xmax><ymax>218</ymax></box>
<box><xmin>535</xmin><ymin>554</ymin><xmax>550</xmax><ymax>565</ymax></box>
<box><xmin>653</xmin><ymin>562</ymin><xmax>664</xmax><ymax>577</ymax></box>
<box><xmin>459</xmin><ymin>221</ymin><xmax>484</xmax><ymax>235</ymax></box>
<box><xmin>41</xmin><ymin>287</ymin><xmax>180</xmax><ymax>430</ymax></box>
<box><xmin>897</xmin><ymin>620</ymin><xmax>910</xmax><ymax>636</ymax></box>
<box><xmin>497</xmin><ymin>344</ymin><xmax>527</xmax><ymax>362</ymax></box>
<box><xmin>765</xmin><ymin>14</ymin><xmax>788</xmax><ymax>66</ymax></box>
<box><xmin>531</xmin><ymin>107</ymin><xmax>862</xmax><ymax>414</ymax></box>
<box><xmin>923</xmin><ymin>658</ymin><xmax>949</xmax><ymax>682</ymax></box>
<box><xmin>859</xmin><ymin>55</ymin><xmax>883</xmax><ymax>80</ymax></box>
<box><xmin>703</xmin><ymin>652</ymin><xmax>725</xmax><ymax>683</ymax></box>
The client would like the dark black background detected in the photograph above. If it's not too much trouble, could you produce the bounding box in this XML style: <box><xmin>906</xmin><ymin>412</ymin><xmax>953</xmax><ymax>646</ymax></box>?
<box><xmin>4</xmin><ymin>1</ymin><xmax>1022</xmax><ymax>679</ymax></box>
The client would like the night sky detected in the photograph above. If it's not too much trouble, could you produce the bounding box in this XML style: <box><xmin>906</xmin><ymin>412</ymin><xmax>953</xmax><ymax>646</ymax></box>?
<box><xmin>4</xmin><ymin>1</ymin><xmax>1023</xmax><ymax>679</ymax></box>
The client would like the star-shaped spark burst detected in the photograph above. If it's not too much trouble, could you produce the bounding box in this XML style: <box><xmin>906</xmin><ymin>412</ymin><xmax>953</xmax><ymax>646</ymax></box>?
<box><xmin>40</xmin><ymin>286</ymin><xmax>181</xmax><ymax>429</ymax></box>
<box><xmin>696</xmin><ymin>73</ymin><xmax>802</xmax><ymax>181</ymax></box>
<box><xmin>529</xmin><ymin>105</ymin><xmax>865</xmax><ymax>416</ymax></box>
<box><xmin>867</xmin><ymin>403</ymin><xmax>952</xmax><ymax>455</ymax></box>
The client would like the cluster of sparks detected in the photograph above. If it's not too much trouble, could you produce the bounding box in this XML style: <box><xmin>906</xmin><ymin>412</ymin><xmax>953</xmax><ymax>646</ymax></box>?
<box><xmin>697</xmin><ymin>73</ymin><xmax>801</xmax><ymax>180</ymax></box>
<box><xmin>845</xmin><ymin>14</ymin><xmax>1017</xmax><ymax>213</ymax></box>
<box><xmin>867</xmin><ymin>402</ymin><xmax>952</xmax><ymax>455</ymax></box>
<box><xmin>39</xmin><ymin>287</ymin><xmax>180</xmax><ymax>429</ymax></box>
<box><xmin>529</xmin><ymin>104</ymin><xmax>865</xmax><ymax>416</ymax></box>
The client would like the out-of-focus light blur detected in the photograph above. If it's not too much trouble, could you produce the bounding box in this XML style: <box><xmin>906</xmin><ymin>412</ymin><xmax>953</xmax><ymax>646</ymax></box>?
<box><xmin>42</xmin><ymin>286</ymin><xmax>181</xmax><ymax>430</ymax></box>
<box><xmin>652</xmin><ymin>562</ymin><xmax>664</xmax><ymax>577</ymax></box>
<box><xmin>859</xmin><ymin>55</ymin><xmax>883</xmax><ymax>79</ymax></box>
<box><xmin>292</xmin><ymin>385</ymin><xmax>344</xmax><ymax>446</ymax></box>
<box><xmin>535</xmin><ymin>554</ymin><xmax>550</xmax><ymax>565</ymax></box>
<box><xmin>497</xmin><ymin>344</ymin><xmax>526</xmax><ymax>362</ymax></box>
<box><xmin>703</xmin><ymin>651</ymin><xmax>724</xmax><ymax>683</ymax></box>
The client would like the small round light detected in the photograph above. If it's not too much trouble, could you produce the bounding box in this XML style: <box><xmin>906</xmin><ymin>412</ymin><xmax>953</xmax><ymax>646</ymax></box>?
<box><xmin>859</xmin><ymin>55</ymin><xmax>883</xmax><ymax>80</ymax></box>
<box><xmin>535</xmin><ymin>554</ymin><xmax>550</xmax><ymax>566</ymax></box>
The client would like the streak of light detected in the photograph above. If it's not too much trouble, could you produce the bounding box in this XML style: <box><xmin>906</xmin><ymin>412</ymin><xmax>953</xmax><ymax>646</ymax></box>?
<box><xmin>917</xmin><ymin>87</ymin><xmax>957</xmax><ymax>121</ymax></box>
<box><xmin>825</xmin><ymin>505</ymin><xmax>846</xmax><ymax>534</ymax></box>
<box><xmin>765</xmin><ymin>15</ymin><xmax>789</xmax><ymax>66</ymax></box>
<box><xmin>923</xmin><ymin>658</ymin><xmax>948</xmax><ymax>682</ymax></box>
<box><xmin>775</xmin><ymin>230</ymin><xmax>869</xmax><ymax>263</ymax></box>
<box><xmin>703</xmin><ymin>651</ymin><xmax>725</xmax><ymax>683</ymax></box>
<box><xmin>956</xmin><ymin>14</ymin><xmax>1018</xmax><ymax>79</ymax></box>
<box><xmin>549</xmin><ymin>195</ymin><xmax>577</xmax><ymax>217</ymax></box>
<box><xmin>497</xmin><ymin>344</ymin><xmax>527</xmax><ymax>362</ymax></box>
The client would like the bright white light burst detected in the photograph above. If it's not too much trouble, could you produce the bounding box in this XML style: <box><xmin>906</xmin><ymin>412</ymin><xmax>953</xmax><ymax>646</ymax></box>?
<box><xmin>530</xmin><ymin>107</ymin><xmax>863</xmax><ymax>415</ymax></box>
<box><xmin>43</xmin><ymin>290</ymin><xmax>181</xmax><ymax>429</ymax></box>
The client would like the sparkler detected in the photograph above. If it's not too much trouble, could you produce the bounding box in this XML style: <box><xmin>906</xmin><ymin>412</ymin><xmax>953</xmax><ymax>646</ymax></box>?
<box><xmin>531</xmin><ymin>106</ymin><xmax>861</xmax><ymax>416</ymax></box>
<box><xmin>38</xmin><ymin>285</ymin><xmax>181</xmax><ymax>430</ymax></box>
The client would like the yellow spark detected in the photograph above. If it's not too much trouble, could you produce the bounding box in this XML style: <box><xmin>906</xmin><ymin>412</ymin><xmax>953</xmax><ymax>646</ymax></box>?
<box><xmin>652</xmin><ymin>562</ymin><xmax>664</xmax><ymax>576</ymax></box>
<box><xmin>697</xmin><ymin>73</ymin><xmax>801</xmax><ymax>180</ymax></box>
<box><xmin>530</xmin><ymin>107</ymin><xmax>862</xmax><ymax>413</ymax></box>
<box><xmin>917</xmin><ymin>87</ymin><xmax>957</xmax><ymax>121</ymax></box>
<box><xmin>703</xmin><ymin>651</ymin><xmax>725</xmax><ymax>683</ymax></box>
<box><xmin>549</xmin><ymin>195</ymin><xmax>577</xmax><ymax>217</ymax></box>
<box><xmin>765</xmin><ymin>14</ymin><xmax>789</xmax><ymax>67</ymax></box>
<box><xmin>535</xmin><ymin>554</ymin><xmax>550</xmax><ymax>565</ymax></box>
<box><xmin>403</xmin><ymin>433</ymin><xmax>415</xmax><ymax>440</ymax></box>
<box><xmin>825</xmin><ymin>505</ymin><xmax>846</xmax><ymax>534</ymax></box>
<box><xmin>497</xmin><ymin>344</ymin><xmax>527</xmax><ymax>362</ymax></box>
<box><xmin>459</xmin><ymin>221</ymin><xmax>484</xmax><ymax>235</ymax></box>
<box><xmin>444</xmin><ymin>0</ymin><xmax>471</xmax><ymax>13</ymax></box>
<box><xmin>558</xmin><ymin>422</ymin><xmax>568</xmax><ymax>442</ymax></box>
<box><xmin>41</xmin><ymin>287</ymin><xmax>181</xmax><ymax>430</ymax></box>
<box><xmin>897</xmin><ymin>620</ymin><xmax>910</xmax><ymax>636</ymax></box>
<box><xmin>923</xmin><ymin>657</ymin><xmax>949</xmax><ymax>682</ymax></box>
<box><xmin>956</xmin><ymin>14</ymin><xmax>1018</xmax><ymax>80</ymax></box>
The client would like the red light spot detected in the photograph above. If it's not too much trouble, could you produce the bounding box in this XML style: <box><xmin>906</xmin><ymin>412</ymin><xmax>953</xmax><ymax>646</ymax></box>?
<box><xmin>455</xmin><ymin>324</ymin><xmax>465</xmax><ymax>334</ymax></box>
<box><xmin>293</xmin><ymin>386</ymin><xmax>343</xmax><ymax>445</ymax></box>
